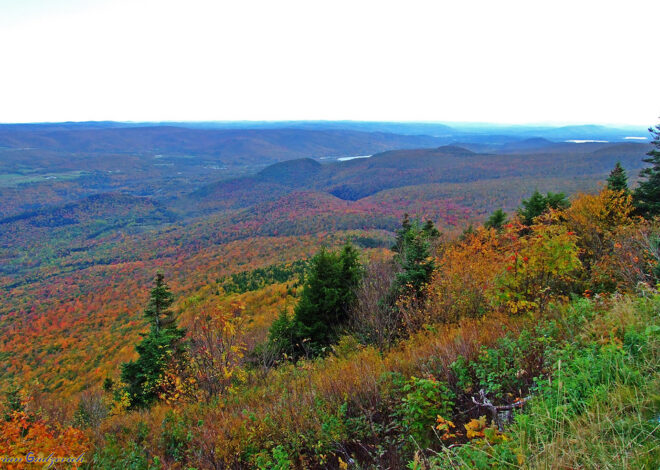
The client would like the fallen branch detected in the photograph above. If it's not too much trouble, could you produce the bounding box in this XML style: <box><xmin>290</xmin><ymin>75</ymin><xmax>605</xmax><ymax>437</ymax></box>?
<box><xmin>471</xmin><ymin>389</ymin><xmax>531</xmax><ymax>430</ymax></box>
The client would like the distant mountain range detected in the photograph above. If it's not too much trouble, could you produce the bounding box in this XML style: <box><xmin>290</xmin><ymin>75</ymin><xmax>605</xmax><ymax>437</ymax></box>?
<box><xmin>0</xmin><ymin>126</ymin><xmax>449</xmax><ymax>164</ymax></box>
<box><xmin>2</xmin><ymin>139</ymin><xmax>651</xmax><ymax>282</ymax></box>
<box><xmin>188</xmin><ymin>141</ymin><xmax>650</xmax><ymax>209</ymax></box>
<box><xmin>0</xmin><ymin>121</ymin><xmax>648</xmax><ymax>157</ymax></box>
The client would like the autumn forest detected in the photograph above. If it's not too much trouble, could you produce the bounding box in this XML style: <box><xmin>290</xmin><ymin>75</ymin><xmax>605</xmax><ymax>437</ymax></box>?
<box><xmin>1</xmin><ymin>120</ymin><xmax>659</xmax><ymax>469</ymax></box>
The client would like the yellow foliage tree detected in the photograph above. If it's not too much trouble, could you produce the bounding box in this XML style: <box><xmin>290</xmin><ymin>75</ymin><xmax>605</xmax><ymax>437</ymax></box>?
<box><xmin>188</xmin><ymin>301</ymin><xmax>247</xmax><ymax>401</ymax></box>
<box><xmin>563</xmin><ymin>188</ymin><xmax>644</xmax><ymax>292</ymax></box>
<box><xmin>428</xmin><ymin>228</ymin><xmax>508</xmax><ymax>322</ymax></box>
<box><xmin>491</xmin><ymin>213</ymin><xmax>582</xmax><ymax>314</ymax></box>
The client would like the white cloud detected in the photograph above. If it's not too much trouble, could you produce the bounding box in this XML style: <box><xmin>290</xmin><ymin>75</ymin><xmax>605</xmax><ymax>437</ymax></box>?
<box><xmin>0</xmin><ymin>0</ymin><xmax>658</xmax><ymax>125</ymax></box>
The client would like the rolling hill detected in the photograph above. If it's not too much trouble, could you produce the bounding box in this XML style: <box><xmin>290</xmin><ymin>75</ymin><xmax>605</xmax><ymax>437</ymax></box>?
<box><xmin>0</xmin><ymin>125</ymin><xmax>653</xmax><ymax>405</ymax></box>
<box><xmin>0</xmin><ymin>126</ymin><xmax>449</xmax><ymax>163</ymax></box>
<box><xmin>188</xmin><ymin>141</ymin><xmax>651</xmax><ymax>208</ymax></box>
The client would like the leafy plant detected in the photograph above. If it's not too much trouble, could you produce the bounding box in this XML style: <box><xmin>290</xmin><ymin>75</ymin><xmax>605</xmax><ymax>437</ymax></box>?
<box><xmin>398</xmin><ymin>376</ymin><xmax>454</xmax><ymax>448</ymax></box>
<box><xmin>161</xmin><ymin>410</ymin><xmax>191</xmax><ymax>463</ymax></box>
<box><xmin>492</xmin><ymin>219</ymin><xmax>582</xmax><ymax>314</ymax></box>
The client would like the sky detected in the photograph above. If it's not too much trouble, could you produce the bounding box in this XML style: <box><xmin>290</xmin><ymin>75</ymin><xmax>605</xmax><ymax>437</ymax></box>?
<box><xmin>0</xmin><ymin>0</ymin><xmax>658</xmax><ymax>125</ymax></box>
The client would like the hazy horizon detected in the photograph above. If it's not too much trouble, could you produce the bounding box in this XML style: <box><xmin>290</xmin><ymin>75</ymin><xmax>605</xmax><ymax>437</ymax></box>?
<box><xmin>0</xmin><ymin>119</ymin><xmax>651</xmax><ymax>129</ymax></box>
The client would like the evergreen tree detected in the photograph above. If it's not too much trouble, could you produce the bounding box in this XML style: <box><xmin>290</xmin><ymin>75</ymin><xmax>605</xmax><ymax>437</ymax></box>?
<box><xmin>392</xmin><ymin>213</ymin><xmax>412</xmax><ymax>253</ymax></box>
<box><xmin>422</xmin><ymin>219</ymin><xmax>441</xmax><ymax>238</ymax></box>
<box><xmin>338</xmin><ymin>243</ymin><xmax>363</xmax><ymax>303</ymax></box>
<box><xmin>102</xmin><ymin>377</ymin><xmax>114</xmax><ymax>392</ymax></box>
<box><xmin>634</xmin><ymin>121</ymin><xmax>660</xmax><ymax>217</ymax></box>
<box><xmin>3</xmin><ymin>385</ymin><xmax>23</xmax><ymax>420</ymax></box>
<box><xmin>519</xmin><ymin>191</ymin><xmax>546</xmax><ymax>225</ymax></box>
<box><xmin>607</xmin><ymin>162</ymin><xmax>628</xmax><ymax>192</ymax></box>
<box><xmin>518</xmin><ymin>190</ymin><xmax>569</xmax><ymax>225</ymax></box>
<box><xmin>484</xmin><ymin>208</ymin><xmax>508</xmax><ymax>230</ymax></box>
<box><xmin>390</xmin><ymin>217</ymin><xmax>439</xmax><ymax>300</ymax></box>
<box><xmin>265</xmin><ymin>310</ymin><xmax>297</xmax><ymax>359</ymax></box>
<box><xmin>121</xmin><ymin>273</ymin><xmax>186</xmax><ymax>408</ymax></box>
<box><xmin>269</xmin><ymin>243</ymin><xmax>362</xmax><ymax>358</ymax></box>
<box><xmin>143</xmin><ymin>272</ymin><xmax>176</xmax><ymax>333</ymax></box>
<box><xmin>459</xmin><ymin>224</ymin><xmax>475</xmax><ymax>241</ymax></box>
<box><xmin>545</xmin><ymin>192</ymin><xmax>570</xmax><ymax>211</ymax></box>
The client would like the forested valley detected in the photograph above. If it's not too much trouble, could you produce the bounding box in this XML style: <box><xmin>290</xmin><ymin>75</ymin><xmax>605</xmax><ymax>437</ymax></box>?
<box><xmin>0</xmin><ymin>121</ymin><xmax>658</xmax><ymax>469</ymax></box>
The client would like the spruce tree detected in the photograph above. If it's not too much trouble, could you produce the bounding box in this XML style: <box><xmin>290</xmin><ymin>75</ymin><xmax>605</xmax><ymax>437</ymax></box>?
<box><xmin>422</xmin><ymin>219</ymin><xmax>441</xmax><ymax>238</ymax></box>
<box><xmin>393</xmin><ymin>213</ymin><xmax>412</xmax><ymax>253</ymax></box>
<box><xmin>338</xmin><ymin>243</ymin><xmax>363</xmax><ymax>306</ymax></box>
<box><xmin>607</xmin><ymin>162</ymin><xmax>628</xmax><ymax>192</ymax></box>
<box><xmin>275</xmin><ymin>243</ymin><xmax>363</xmax><ymax>356</ymax></box>
<box><xmin>390</xmin><ymin>217</ymin><xmax>438</xmax><ymax>300</ymax></box>
<box><xmin>545</xmin><ymin>192</ymin><xmax>570</xmax><ymax>211</ymax></box>
<box><xmin>485</xmin><ymin>208</ymin><xmax>508</xmax><ymax>230</ymax></box>
<box><xmin>143</xmin><ymin>272</ymin><xmax>176</xmax><ymax>333</ymax></box>
<box><xmin>3</xmin><ymin>385</ymin><xmax>23</xmax><ymax>420</ymax></box>
<box><xmin>121</xmin><ymin>272</ymin><xmax>186</xmax><ymax>408</ymax></box>
<box><xmin>634</xmin><ymin>121</ymin><xmax>660</xmax><ymax>217</ymax></box>
<box><xmin>518</xmin><ymin>190</ymin><xmax>569</xmax><ymax>225</ymax></box>
<box><xmin>519</xmin><ymin>191</ymin><xmax>547</xmax><ymax>225</ymax></box>
<box><xmin>266</xmin><ymin>310</ymin><xmax>297</xmax><ymax>359</ymax></box>
<box><xmin>459</xmin><ymin>224</ymin><xmax>475</xmax><ymax>241</ymax></box>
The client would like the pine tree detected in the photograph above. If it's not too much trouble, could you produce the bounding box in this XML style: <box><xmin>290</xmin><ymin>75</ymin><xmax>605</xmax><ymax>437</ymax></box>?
<box><xmin>121</xmin><ymin>272</ymin><xmax>186</xmax><ymax>408</ymax></box>
<box><xmin>634</xmin><ymin>121</ymin><xmax>660</xmax><ymax>217</ymax></box>
<box><xmin>3</xmin><ymin>384</ymin><xmax>23</xmax><ymax>420</ymax></box>
<box><xmin>459</xmin><ymin>223</ymin><xmax>475</xmax><ymax>241</ymax></box>
<box><xmin>485</xmin><ymin>208</ymin><xmax>508</xmax><ymax>230</ymax></box>
<box><xmin>390</xmin><ymin>217</ymin><xmax>438</xmax><ymax>300</ymax></box>
<box><xmin>270</xmin><ymin>243</ymin><xmax>363</xmax><ymax>357</ymax></box>
<box><xmin>143</xmin><ymin>272</ymin><xmax>176</xmax><ymax>333</ymax></box>
<box><xmin>518</xmin><ymin>190</ymin><xmax>569</xmax><ymax>225</ymax></box>
<box><xmin>422</xmin><ymin>219</ymin><xmax>440</xmax><ymax>238</ymax></box>
<box><xmin>607</xmin><ymin>162</ymin><xmax>628</xmax><ymax>192</ymax></box>
<box><xmin>392</xmin><ymin>212</ymin><xmax>412</xmax><ymax>253</ymax></box>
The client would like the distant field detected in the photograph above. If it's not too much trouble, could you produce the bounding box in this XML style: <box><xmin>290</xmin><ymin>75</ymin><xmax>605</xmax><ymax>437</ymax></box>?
<box><xmin>0</xmin><ymin>170</ymin><xmax>89</xmax><ymax>188</ymax></box>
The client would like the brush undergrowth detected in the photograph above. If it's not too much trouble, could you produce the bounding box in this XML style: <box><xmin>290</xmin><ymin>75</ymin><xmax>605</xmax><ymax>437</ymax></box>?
<box><xmin>88</xmin><ymin>294</ymin><xmax>659</xmax><ymax>469</ymax></box>
<box><xmin>418</xmin><ymin>295</ymin><xmax>659</xmax><ymax>470</ymax></box>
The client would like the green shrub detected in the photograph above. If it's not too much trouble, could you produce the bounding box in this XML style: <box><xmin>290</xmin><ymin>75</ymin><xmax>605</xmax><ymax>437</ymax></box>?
<box><xmin>254</xmin><ymin>445</ymin><xmax>293</xmax><ymax>470</ymax></box>
<box><xmin>161</xmin><ymin>410</ymin><xmax>191</xmax><ymax>462</ymax></box>
<box><xmin>92</xmin><ymin>423</ymin><xmax>161</xmax><ymax>470</ymax></box>
<box><xmin>398</xmin><ymin>376</ymin><xmax>454</xmax><ymax>448</ymax></box>
<box><xmin>450</xmin><ymin>329</ymin><xmax>550</xmax><ymax>401</ymax></box>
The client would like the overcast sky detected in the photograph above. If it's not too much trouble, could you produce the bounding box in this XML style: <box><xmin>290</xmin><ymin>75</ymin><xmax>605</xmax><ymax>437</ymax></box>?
<box><xmin>1</xmin><ymin>0</ymin><xmax>658</xmax><ymax>125</ymax></box>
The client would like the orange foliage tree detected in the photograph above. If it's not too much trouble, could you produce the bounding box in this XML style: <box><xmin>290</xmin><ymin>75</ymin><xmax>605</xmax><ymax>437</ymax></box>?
<box><xmin>428</xmin><ymin>227</ymin><xmax>507</xmax><ymax>323</ymax></box>
<box><xmin>606</xmin><ymin>221</ymin><xmax>660</xmax><ymax>291</ymax></box>
<box><xmin>563</xmin><ymin>188</ymin><xmax>636</xmax><ymax>291</ymax></box>
<box><xmin>0</xmin><ymin>411</ymin><xmax>89</xmax><ymax>469</ymax></box>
